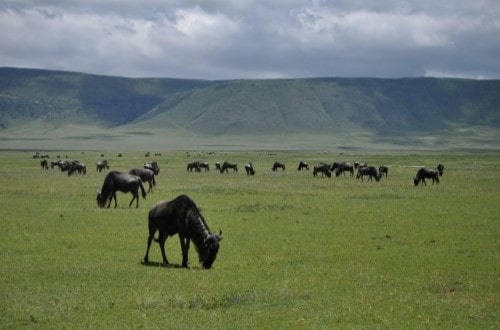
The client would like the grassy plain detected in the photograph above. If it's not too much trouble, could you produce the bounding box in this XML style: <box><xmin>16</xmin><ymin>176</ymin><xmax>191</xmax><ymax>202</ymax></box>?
<box><xmin>0</xmin><ymin>150</ymin><xmax>498</xmax><ymax>328</ymax></box>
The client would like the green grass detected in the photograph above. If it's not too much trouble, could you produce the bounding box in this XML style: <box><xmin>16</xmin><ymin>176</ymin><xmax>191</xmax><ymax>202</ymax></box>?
<box><xmin>0</xmin><ymin>150</ymin><xmax>498</xmax><ymax>328</ymax></box>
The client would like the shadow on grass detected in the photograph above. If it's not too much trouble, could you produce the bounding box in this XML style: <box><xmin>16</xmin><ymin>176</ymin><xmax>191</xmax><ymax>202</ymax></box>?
<box><xmin>140</xmin><ymin>261</ymin><xmax>184</xmax><ymax>269</ymax></box>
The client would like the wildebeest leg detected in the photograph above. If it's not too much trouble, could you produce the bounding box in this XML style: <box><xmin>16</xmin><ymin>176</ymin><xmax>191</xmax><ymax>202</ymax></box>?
<box><xmin>144</xmin><ymin>234</ymin><xmax>154</xmax><ymax>264</ymax></box>
<box><xmin>179</xmin><ymin>235</ymin><xmax>190</xmax><ymax>268</ymax></box>
<box><xmin>107</xmin><ymin>192</ymin><xmax>115</xmax><ymax>208</ymax></box>
<box><xmin>130</xmin><ymin>190</ymin><xmax>138</xmax><ymax>208</ymax></box>
<box><xmin>157</xmin><ymin>231</ymin><xmax>169</xmax><ymax>265</ymax></box>
<box><xmin>422</xmin><ymin>178</ymin><xmax>427</xmax><ymax>186</ymax></box>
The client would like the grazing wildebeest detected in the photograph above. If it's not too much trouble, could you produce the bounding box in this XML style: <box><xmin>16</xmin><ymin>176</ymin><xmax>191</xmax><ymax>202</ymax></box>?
<box><xmin>272</xmin><ymin>162</ymin><xmax>285</xmax><ymax>171</ymax></box>
<box><xmin>379</xmin><ymin>165</ymin><xmax>389</xmax><ymax>177</ymax></box>
<box><xmin>437</xmin><ymin>164</ymin><xmax>444</xmax><ymax>176</ymax></box>
<box><xmin>334</xmin><ymin>162</ymin><xmax>354</xmax><ymax>177</ymax></box>
<box><xmin>96</xmin><ymin>171</ymin><xmax>147</xmax><ymax>208</ymax></box>
<box><xmin>313</xmin><ymin>163</ymin><xmax>331</xmax><ymax>178</ymax></box>
<box><xmin>144</xmin><ymin>161</ymin><xmax>160</xmax><ymax>175</ymax></box>
<box><xmin>68</xmin><ymin>161</ymin><xmax>86</xmax><ymax>176</ymax></box>
<box><xmin>96</xmin><ymin>160</ymin><xmax>109</xmax><ymax>172</ymax></box>
<box><xmin>215</xmin><ymin>162</ymin><xmax>222</xmax><ymax>171</ymax></box>
<box><xmin>56</xmin><ymin>160</ymin><xmax>71</xmax><ymax>172</ymax></box>
<box><xmin>143</xmin><ymin>194</ymin><xmax>222</xmax><ymax>269</ymax></box>
<box><xmin>356</xmin><ymin>166</ymin><xmax>380</xmax><ymax>182</ymax></box>
<box><xmin>198</xmin><ymin>162</ymin><xmax>209</xmax><ymax>171</ymax></box>
<box><xmin>220</xmin><ymin>161</ymin><xmax>238</xmax><ymax>173</ymax></box>
<box><xmin>187</xmin><ymin>161</ymin><xmax>201</xmax><ymax>172</ymax></box>
<box><xmin>245</xmin><ymin>163</ymin><xmax>255</xmax><ymax>175</ymax></box>
<box><xmin>129</xmin><ymin>168</ymin><xmax>156</xmax><ymax>193</ymax></box>
<box><xmin>414</xmin><ymin>168</ymin><xmax>440</xmax><ymax>186</ymax></box>
<box><xmin>40</xmin><ymin>159</ymin><xmax>49</xmax><ymax>170</ymax></box>
<box><xmin>297</xmin><ymin>161</ymin><xmax>309</xmax><ymax>171</ymax></box>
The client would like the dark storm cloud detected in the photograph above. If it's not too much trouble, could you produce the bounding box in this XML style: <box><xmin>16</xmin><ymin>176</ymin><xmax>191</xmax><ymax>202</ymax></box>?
<box><xmin>1</xmin><ymin>0</ymin><xmax>499</xmax><ymax>79</ymax></box>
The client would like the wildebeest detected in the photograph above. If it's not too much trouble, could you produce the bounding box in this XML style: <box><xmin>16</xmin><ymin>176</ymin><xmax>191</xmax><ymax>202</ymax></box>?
<box><xmin>437</xmin><ymin>164</ymin><xmax>445</xmax><ymax>176</ymax></box>
<box><xmin>272</xmin><ymin>162</ymin><xmax>285</xmax><ymax>171</ymax></box>
<box><xmin>215</xmin><ymin>162</ymin><xmax>222</xmax><ymax>171</ymax></box>
<box><xmin>333</xmin><ymin>162</ymin><xmax>354</xmax><ymax>177</ymax></box>
<box><xmin>313</xmin><ymin>163</ymin><xmax>331</xmax><ymax>178</ymax></box>
<box><xmin>143</xmin><ymin>194</ymin><xmax>222</xmax><ymax>269</ymax></box>
<box><xmin>187</xmin><ymin>161</ymin><xmax>209</xmax><ymax>172</ymax></box>
<box><xmin>198</xmin><ymin>162</ymin><xmax>209</xmax><ymax>171</ymax></box>
<box><xmin>129</xmin><ymin>168</ymin><xmax>156</xmax><ymax>193</ymax></box>
<box><xmin>413</xmin><ymin>168</ymin><xmax>440</xmax><ymax>186</ymax></box>
<box><xmin>187</xmin><ymin>161</ymin><xmax>201</xmax><ymax>172</ymax></box>
<box><xmin>68</xmin><ymin>161</ymin><xmax>86</xmax><ymax>176</ymax></box>
<box><xmin>297</xmin><ymin>161</ymin><xmax>309</xmax><ymax>171</ymax></box>
<box><xmin>379</xmin><ymin>165</ymin><xmax>389</xmax><ymax>177</ymax></box>
<box><xmin>245</xmin><ymin>163</ymin><xmax>255</xmax><ymax>175</ymax></box>
<box><xmin>356</xmin><ymin>166</ymin><xmax>380</xmax><ymax>182</ymax></box>
<box><xmin>144</xmin><ymin>161</ymin><xmax>160</xmax><ymax>175</ymax></box>
<box><xmin>40</xmin><ymin>159</ymin><xmax>49</xmax><ymax>170</ymax></box>
<box><xmin>220</xmin><ymin>161</ymin><xmax>238</xmax><ymax>173</ymax></box>
<box><xmin>96</xmin><ymin>171</ymin><xmax>147</xmax><ymax>208</ymax></box>
<box><xmin>96</xmin><ymin>160</ymin><xmax>109</xmax><ymax>172</ymax></box>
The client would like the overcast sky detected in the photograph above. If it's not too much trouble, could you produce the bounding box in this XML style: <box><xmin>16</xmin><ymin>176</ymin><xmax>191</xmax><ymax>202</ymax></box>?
<box><xmin>1</xmin><ymin>0</ymin><xmax>499</xmax><ymax>80</ymax></box>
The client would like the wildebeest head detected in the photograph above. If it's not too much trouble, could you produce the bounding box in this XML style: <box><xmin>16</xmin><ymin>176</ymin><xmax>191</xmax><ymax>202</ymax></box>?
<box><xmin>200</xmin><ymin>230</ymin><xmax>222</xmax><ymax>269</ymax></box>
<box><xmin>413</xmin><ymin>177</ymin><xmax>420</xmax><ymax>186</ymax></box>
<box><xmin>96</xmin><ymin>190</ymin><xmax>108</xmax><ymax>208</ymax></box>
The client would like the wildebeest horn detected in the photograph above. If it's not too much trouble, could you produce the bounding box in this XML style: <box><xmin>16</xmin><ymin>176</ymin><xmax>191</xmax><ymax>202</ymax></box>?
<box><xmin>216</xmin><ymin>229</ymin><xmax>223</xmax><ymax>241</ymax></box>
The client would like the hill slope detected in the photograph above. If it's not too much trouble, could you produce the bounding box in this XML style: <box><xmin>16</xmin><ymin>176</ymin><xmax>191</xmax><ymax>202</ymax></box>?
<box><xmin>0</xmin><ymin>68</ymin><xmax>499</xmax><ymax>150</ymax></box>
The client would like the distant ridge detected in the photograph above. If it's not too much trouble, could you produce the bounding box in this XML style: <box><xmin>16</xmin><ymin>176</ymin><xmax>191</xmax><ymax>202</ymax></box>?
<box><xmin>0</xmin><ymin>67</ymin><xmax>499</xmax><ymax>150</ymax></box>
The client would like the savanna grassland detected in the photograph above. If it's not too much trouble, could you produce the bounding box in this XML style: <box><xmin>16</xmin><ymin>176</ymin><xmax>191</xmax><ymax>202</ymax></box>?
<box><xmin>0</xmin><ymin>150</ymin><xmax>498</xmax><ymax>328</ymax></box>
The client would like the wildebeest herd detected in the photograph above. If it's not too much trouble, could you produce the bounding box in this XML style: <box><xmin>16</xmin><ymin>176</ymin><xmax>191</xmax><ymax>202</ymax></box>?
<box><xmin>35</xmin><ymin>152</ymin><xmax>445</xmax><ymax>269</ymax></box>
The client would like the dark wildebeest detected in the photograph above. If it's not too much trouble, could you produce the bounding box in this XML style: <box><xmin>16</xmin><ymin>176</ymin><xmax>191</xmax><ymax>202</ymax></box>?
<box><xmin>143</xmin><ymin>194</ymin><xmax>222</xmax><ymax>269</ymax></box>
<box><xmin>144</xmin><ymin>161</ymin><xmax>160</xmax><ymax>175</ymax></box>
<box><xmin>379</xmin><ymin>165</ymin><xmax>389</xmax><ymax>177</ymax></box>
<box><xmin>187</xmin><ymin>161</ymin><xmax>201</xmax><ymax>172</ymax></box>
<box><xmin>96</xmin><ymin>171</ymin><xmax>147</xmax><ymax>208</ymax></box>
<box><xmin>129</xmin><ymin>168</ymin><xmax>156</xmax><ymax>193</ymax></box>
<box><xmin>198</xmin><ymin>162</ymin><xmax>209</xmax><ymax>171</ymax></box>
<box><xmin>245</xmin><ymin>163</ymin><xmax>255</xmax><ymax>175</ymax></box>
<box><xmin>272</xmin><ymin>162</ymin><xmax>285</xmax><ymax>171</ymax></box>
<box><xmin>220</xmin><ymin>161</ymin><xmax>238</xmax><ymax>173</ymax></box>
<box><xmin>297</xmin><ymin>161</ymin><xmax>309</xmax><ymax>171</ymax></box>
<box><xmin>96</xmin><ymin>160</ymin><xmax>109</xmax><ymax>172</ymax></box>
<box><xmin>56</xmin><ymin>160</ymin><xmax>71</xmax><ymax>172</ymax></box>
<box><xmin>334</xmin><ymin>162</ymin><xmax>354</xmax><ymax>177</ymax></box>
<box><xmin>313</xmin><ymin>163</ymin><xmax>331</xmax><ymax>178</ymax></box>
<box><xmin>414</xmin><ymin>168</ymin><xmax>440</xmax><ymax>186</ymax></box>
<box><xmin>68</xmin><ymin>161</ymin><xmax>86</xmax><ymax>176</ymax></box>
<box><xmin>40</xmin><ymin>159</ymin><xmax>49</xmax><ymax>170</ymax></box>
<box><xmin>215</xmin><ymin>162</ymin><xmax>222</xmax><ymax>171</ymax></box>
<box><xmin>437</xmin><ymin>164</ymin><xmax>445</xmax><ymax>176</ymax></box>
<box><xmin>357</xmin><ymin>166</ymin><xmax>381</xmax><ymax>182</ymax></box>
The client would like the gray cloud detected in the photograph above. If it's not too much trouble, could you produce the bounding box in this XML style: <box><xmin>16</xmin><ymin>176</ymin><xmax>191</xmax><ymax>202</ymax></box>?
<box><xmin>1</xmin><ymin>0</ymin><xmax>499</xmax><ymax>79</ymax></box>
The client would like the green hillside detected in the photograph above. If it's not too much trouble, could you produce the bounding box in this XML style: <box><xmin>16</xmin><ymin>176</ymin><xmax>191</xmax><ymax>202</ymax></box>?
<box><xmin>0</xmin><ymin>67</ymin><xmax>499</xmax><ymax>150</ymax></box>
